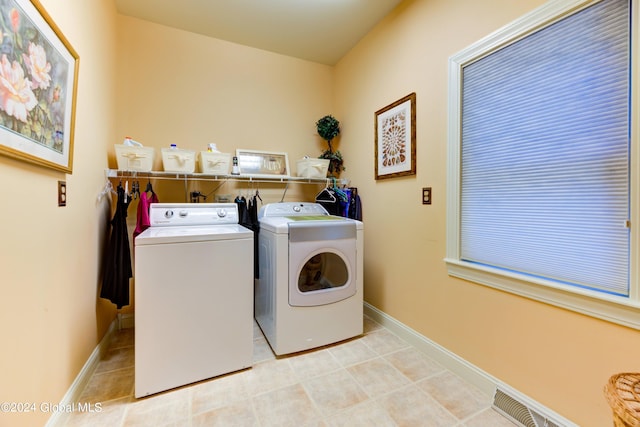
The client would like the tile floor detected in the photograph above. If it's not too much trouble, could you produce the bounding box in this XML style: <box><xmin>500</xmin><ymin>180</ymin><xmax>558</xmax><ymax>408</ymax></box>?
<box><xmin>62</xmin><ymin>316</ymin><xmax>516</xmax><ymax>427</ymax></box>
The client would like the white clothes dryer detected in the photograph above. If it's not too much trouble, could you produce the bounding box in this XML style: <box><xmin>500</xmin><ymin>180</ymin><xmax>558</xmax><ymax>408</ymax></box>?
<box><xmin>256</xmin><ymin>202</ymin><xmax>363</xmax><ymax>355</ymax></box>
<box><xmin>134</xmin><ymin>203</ymin><xmax>253</xmax><ymax>398</ymax></box>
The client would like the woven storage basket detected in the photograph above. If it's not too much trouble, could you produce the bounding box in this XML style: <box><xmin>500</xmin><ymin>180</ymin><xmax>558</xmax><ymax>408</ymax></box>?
<box><xmin>605</xmin><ymin>373</ymin><xmax>640</xmax><ymax>427</ymax></box>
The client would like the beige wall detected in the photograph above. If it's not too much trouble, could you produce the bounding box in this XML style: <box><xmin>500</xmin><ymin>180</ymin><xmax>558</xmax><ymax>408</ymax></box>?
<box><xmin>334</xmin><ymin>0</ymin><xmax>640</xmax><ymax>426</ymax></box>
<box><xmin>113</xmin><ymin>15</ymin><xmax>335</xmax><ymax>207</ymax></box>
<box><xmin>0</xmin><ymin>0</ymin><xmax>118</xmax><ymax>426</ymax></box>
<box><xmin>115</xmin><ymin>15</ymin><xmax>334</xmax><ymax>161</ymax></box>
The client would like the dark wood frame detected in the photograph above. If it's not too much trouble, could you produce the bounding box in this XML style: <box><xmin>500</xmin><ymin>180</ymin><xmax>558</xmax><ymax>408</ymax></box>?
<box><xmin>374</xmin><ymin>92</ymin><xmax>416</xmax><ymax>180</ymax></box>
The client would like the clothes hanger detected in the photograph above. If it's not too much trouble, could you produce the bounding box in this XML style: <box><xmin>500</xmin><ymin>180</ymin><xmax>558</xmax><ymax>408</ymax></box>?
<box><xmin>315</xmin><ymin>186</ymin><xmax>336</xmax><ymax>203</ymax></box>
<box><xmin>132</xmin><ymin>180</ymin><xmax>140</xmax><ymax>199</ymax></box>
<box><xmin>97</xmin><ymin>180</ymin><xmax>117</xmax><ymax>202</ymax></box>
<box><xmin>330</xmin><ymin>177</ymin><xmax>348</xmax><ymax>202</ymax></box>
<box><xmin>145</xmin><ymin>178</ymin><xmax>153</xmax><ymax>194</ymax></box>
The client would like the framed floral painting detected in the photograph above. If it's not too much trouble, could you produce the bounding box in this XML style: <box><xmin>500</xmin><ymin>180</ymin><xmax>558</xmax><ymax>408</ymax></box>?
<box><xmin>374</xmin><ymin>92</ymin><xmax>416</xmax><ymax>180</ymax></box>
<box><xmin>0</xmin><ymin>0</ymin><xmax>79</xmax><ymax>173</ymax></box>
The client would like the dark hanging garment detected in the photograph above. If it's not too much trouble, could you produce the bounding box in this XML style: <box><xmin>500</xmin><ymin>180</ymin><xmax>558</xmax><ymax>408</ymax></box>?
<box><xmin>351</xmin><ymin>193</ymin><xmax>362</xmax><ymax>221</ymax></box>
<box><xmin>348</xmin><ymin>188</ymin><xmax>362</xmax><ymax>220</ymax></box>
<box><xmin>235</xmin><ymin>195</ymin><xmax>248</xmax><ymax>226</ymax></box>
<box><xmin>245</xmin><ymin>195</ymin><xmax>260</xmax><ymax>279</ymax></box>
<box><xmin>100</xmin><ymin>184</ymin><xmax>133</xmax><ymax>309</ymax></box>
<box><xmin>238</xmin><ymin>194</ymin><xmax>260</xmax><ymax>279</ymax></box>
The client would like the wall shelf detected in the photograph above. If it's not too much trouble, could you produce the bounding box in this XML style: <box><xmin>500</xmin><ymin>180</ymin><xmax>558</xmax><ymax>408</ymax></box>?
<box><xmin>105</xmin><ymin>169</ymin><xmax>329</xmax><ymax>185</ymax></box>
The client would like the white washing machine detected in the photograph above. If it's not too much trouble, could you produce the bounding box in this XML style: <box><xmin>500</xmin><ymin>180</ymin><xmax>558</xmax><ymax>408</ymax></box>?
<box><xmin>256</xmin><ymin>202</ymin><xmax>363</xmax><ymax>355</ymax></box>
<box><xmin>134</xmin><ymin>203</ymin><xmax>253</xmax><ymax>398</ymax></box>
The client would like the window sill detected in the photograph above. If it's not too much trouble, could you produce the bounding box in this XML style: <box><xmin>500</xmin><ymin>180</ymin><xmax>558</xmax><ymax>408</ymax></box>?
<box><xmin>444</xmin><ymin>258</ymin><xmax>640</xmax><ymax>330</ymax></box>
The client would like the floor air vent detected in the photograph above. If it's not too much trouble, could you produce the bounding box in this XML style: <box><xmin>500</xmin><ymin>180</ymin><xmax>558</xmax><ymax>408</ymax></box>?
<box><xmin>492</xmin><ymin>388</ymin><xmax>561</xmax><ymax>427</ymax></box>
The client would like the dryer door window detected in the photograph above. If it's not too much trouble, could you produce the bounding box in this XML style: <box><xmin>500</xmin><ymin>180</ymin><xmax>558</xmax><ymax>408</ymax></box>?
<box><xmin>298</xmin><ymin>252</ymin><xmax>349</xmax><ymax>293</ymax></box>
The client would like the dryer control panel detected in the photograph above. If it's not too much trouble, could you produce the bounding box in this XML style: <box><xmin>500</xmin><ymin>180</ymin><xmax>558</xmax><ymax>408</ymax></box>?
<box><xmin>259</xmin><ymin>202</ymin><xmax>328</xmax><ymax>218</ymax></box>
<box><xmin>149</xmin><ymin>203</ymin><xmax>239</xmax><ymax>226</ymax></box>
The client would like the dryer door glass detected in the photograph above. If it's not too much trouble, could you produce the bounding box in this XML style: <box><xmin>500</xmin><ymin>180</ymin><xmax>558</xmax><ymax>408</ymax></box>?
<box><xmin>298</xmin><ymin>252</ymin><xmax>348</xmax><ymax>293</ymax></box>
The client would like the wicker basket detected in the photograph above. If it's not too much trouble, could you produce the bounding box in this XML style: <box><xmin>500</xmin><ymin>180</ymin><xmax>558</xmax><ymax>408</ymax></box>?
<box><xmin>605</xmin><ymin>373</ymin><xmax>640</xmax><ymax>427</ymax></box>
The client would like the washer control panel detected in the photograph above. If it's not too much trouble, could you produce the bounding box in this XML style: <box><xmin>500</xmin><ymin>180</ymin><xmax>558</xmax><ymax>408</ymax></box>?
<box><xmin>149</xmin><ymin>203</ymin><xmax>239</xmax><ymax>226</ymax></box>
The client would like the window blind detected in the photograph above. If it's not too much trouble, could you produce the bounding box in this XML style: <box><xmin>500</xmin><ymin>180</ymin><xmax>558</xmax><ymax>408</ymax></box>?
<box><xmin>460</xmin><ymin>0</ymin><xmax>630</xmax><ymax>296</ymax></box>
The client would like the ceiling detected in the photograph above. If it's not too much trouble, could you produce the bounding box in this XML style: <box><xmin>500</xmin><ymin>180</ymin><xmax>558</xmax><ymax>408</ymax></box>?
<box><xmin>114</xmin><ymin>0</ymin><xmax>404</xmax><ymax>65</ymax></box>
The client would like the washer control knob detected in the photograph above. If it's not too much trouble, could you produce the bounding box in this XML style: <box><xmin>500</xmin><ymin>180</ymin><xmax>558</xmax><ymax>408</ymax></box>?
<box><xmin>179</xmin><ymin>210</ymin><xmax>188</xmax><ymax>218</ymax></box>
<box><xmin>293</xmin><ymin>205</ymin><xmax>301</xmax><ymax>212</ymax></box>
<box><xmin>217</xmin><ymin>208</ymin><xmax>227</xmax><ymax>218</ymax></box>
<box><xmin>164</xmin><ymin>210</ymin><xmax>174</xmax><ymax>219</ymax></box>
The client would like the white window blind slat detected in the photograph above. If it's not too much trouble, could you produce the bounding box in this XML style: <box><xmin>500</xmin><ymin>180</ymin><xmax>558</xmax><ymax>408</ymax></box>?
<box><xmin>460</xmin><ymin>0</ymin><xmax>630</xmax><ymax>295</ymax></box>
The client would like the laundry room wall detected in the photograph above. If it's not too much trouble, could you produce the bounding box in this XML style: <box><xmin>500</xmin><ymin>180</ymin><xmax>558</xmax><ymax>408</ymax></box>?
<box><xmin>333</xmin><ymin>0</ymin><xmax>640</xmax><ymax>426</ymax></box>
<box><xmin>0</xmin><ymin>0</ymin><xmax>119</xmax><ymax>426</ymax></box>
<box><xmin>113</xmin><ymin>15</ymin><xmax>335</xmax><ymax>207</ymax></box>
<box><xmin>112</xmin><ymin>16</ymin><xmax>338</xmax><ymax>316</ymax></box>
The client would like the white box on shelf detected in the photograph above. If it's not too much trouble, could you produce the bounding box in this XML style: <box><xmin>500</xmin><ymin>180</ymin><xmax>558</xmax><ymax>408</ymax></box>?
<box><xmin>199</xmin><ymin>152</ymin><xmax>231</xmax><ymax>174</ymax></box>
<box><xmin>114</xmin><ymin>144</ymin><xmax>155</xmax><ymax>172</ymax></box>
<box><xmin>296</xmin><ymin>158</ymin><xmax>329</xmax><ymax>179</ymax></box>
<box><xmin>162</xmin><ymin>148</ymin><xmax>196</xmax><ymax>173</ymax></box>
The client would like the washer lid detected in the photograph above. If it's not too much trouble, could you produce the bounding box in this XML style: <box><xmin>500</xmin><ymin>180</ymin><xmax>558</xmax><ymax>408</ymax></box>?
<box><xmin>135</xmin><ymin>224</ymin><xmax>253</xmax><ymax>245</ymax></box>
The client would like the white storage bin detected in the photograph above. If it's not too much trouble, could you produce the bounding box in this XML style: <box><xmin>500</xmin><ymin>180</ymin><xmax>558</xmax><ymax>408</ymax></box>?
<box><xmin>296</xmin><ymin>158</ymin><xmax>329</xmax><ymax>179</ymax></box>
<box><xmin>199</xmin><ymin>152</ymin><xmax>231</xmax><ymax>174</ymax></box>
<box><xmin>162</xmin><ymin>148</ymin><xmax>196</xmax><ymax>173</ymax></box>
<box><xmin>114</xmin><ymin>144</ymin><xmax>155</xmax><ymax>172</ymax></box>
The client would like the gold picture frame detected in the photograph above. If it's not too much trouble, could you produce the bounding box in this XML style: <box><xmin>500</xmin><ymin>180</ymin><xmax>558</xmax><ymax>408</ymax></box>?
<box><xmin>0</xmin><ymin>0</ymin><xmax>79</xmax><ymax>173</ymax></box>
<box><xmin>374</xmin><ymin>92</ymin><xmax>416</xmax><ymax>180</ymax></box>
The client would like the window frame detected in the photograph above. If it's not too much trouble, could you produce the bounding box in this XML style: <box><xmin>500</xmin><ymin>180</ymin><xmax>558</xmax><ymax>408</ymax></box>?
<box><xmin>446</xmin><ymin>0</ymin><xmax>640</xmax><ymax>330</ymax></box>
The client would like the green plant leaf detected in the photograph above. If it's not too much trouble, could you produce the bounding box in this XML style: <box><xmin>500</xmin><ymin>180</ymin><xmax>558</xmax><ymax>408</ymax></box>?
<box><xmin>316</xmin><ymin>115</ymin><xmax>340</xmax><ymax>142</ymax></box>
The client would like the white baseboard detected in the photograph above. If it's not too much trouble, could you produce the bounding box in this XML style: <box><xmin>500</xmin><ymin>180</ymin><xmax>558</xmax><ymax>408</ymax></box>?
<box><xmin>363</xmin><ymin>302</ymin><xmax>577</xmax><ymax>427</ymax></box>
<box><xmin>45</xmin><ymin>314</ymin><xmax>132</xmax><ymax>427</ymax></box>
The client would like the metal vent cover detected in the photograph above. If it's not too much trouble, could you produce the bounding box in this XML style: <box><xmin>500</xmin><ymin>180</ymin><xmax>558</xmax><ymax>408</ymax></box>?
<box><xmin>493</xmin><ymin>388</ymin><xmax>561</xmax><ymax>427</ymax></box>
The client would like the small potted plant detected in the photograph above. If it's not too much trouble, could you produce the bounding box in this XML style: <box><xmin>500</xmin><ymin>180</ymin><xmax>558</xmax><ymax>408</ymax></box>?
<box><xmin>316</xmin><ymin>114</ymin><xmax>344</xmax><ymax>176</ymax></box>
